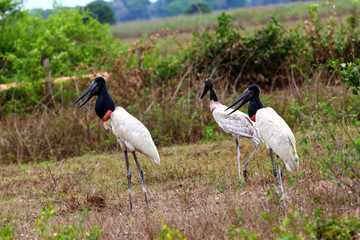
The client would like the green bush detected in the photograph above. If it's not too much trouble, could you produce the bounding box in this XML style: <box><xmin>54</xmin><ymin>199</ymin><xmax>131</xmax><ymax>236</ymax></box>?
<box><xmin>295</xmin><ymin>83</ymin><xmax>360</xmax><ymax>192</ymax></box>
<box><xmin>0</xmin><ymin>4</ymin><xmax>122</xmax><ymax>84</ymax></box>
<box><xmin>338</xmin><ymin>60</ymin><xmax>360</xmax><ymax>95</ymax></box>
<box><xmin>188</xmin><ymin>12</ymin><xmax>303</xmax><ymax>89</ymax></box>
<box><xmin>303</xmin><ymin>209</ymin><xmax>360</xmax><ymax>239</ymax></box>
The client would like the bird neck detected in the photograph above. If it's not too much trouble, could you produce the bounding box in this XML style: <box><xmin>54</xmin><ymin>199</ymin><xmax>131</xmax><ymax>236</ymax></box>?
<box><xmin>248</xmin><ymin>96</ymin><xmax>263</xmax><ymax>120</ymax></box>
<box><xmin>209</xmin><ymin>88</ymin><xmax>219</xmax><ymax>102</ymax></box>
<box><xmin>95</xmin><ymin>86</ymin><xmax>115</xmax><ymax>121</ymax></box>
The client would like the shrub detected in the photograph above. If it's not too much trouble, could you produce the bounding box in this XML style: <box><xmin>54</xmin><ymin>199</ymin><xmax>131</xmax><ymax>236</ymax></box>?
<box><xmin>295</xmin><ymin>81</ymin><xmax>360</xmax><ymax>192</ymax></box>
<box><xmin>338</xmin><ymin>60</ymin><xmax>360</xmax><ymax>95</ymax></box>
<box><xmin>303</xmin><ymin>209</ymin><xmax>360</xmax><ymax>239</ymax></box>
<box><xmin>188</xmin><ymin>12</ymin><xmax>302</xmax><ymax>89</ymax></box>
<box><xmin>0</xmin><ymin>5</ymin><xmax>122</xmax><ymax>84</ymax></box>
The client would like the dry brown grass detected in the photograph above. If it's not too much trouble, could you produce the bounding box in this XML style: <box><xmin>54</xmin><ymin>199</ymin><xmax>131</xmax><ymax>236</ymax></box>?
<box><xmin>1</xmin><ymin>137</ymin><xmax>359</xmax><ymax>239</ymax></box>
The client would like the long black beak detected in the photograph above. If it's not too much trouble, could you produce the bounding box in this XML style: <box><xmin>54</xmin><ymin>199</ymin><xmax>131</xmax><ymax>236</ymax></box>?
<box><xmin>73</xmin><ymin>81</ymin><xmax>98</xmax><ymax>109</ymax></box>
<box><xmin>200</xmin><ymin>84</ymin><xmax>210</xmax><ymax>99</ymax></box>
<box><xmin>225</xmin><ymin>89</ymin><xmax>252</xmax><ymax>115</ymax></box>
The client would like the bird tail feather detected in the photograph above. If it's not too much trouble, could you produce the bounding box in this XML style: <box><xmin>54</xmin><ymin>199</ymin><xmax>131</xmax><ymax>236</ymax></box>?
<box><xmin>283</xmin><ymin>152</ymin><xmax>299</xmax><ymax>173</ymax></box>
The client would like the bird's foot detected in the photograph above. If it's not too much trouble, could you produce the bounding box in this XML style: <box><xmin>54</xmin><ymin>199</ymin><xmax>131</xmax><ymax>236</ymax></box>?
<box><xmin>278</xmin><ymin>195</ymin><xmax>287</xmax><ymax>210</ymax></box>
<box><xmin>243</xmin><ymin>169</ymin><xmax>249</xmax><ymax>182</ymax></box>
<box><xmin>237</xmin><ymin>179</ymin><xmax>245</xmax><ymax>187</ymax></box>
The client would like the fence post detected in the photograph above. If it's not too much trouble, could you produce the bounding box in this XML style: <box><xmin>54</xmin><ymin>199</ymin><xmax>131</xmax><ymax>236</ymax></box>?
<box><xmin>43</xmin><ymin>58</ymin><xmax>55</xmax><ymax>108</ymax></box>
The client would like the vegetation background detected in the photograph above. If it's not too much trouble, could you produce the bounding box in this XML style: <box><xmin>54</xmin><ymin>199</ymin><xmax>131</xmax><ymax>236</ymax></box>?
<box><xmin>31</xmin><ymin>0</ymin><xmax>304</xmax><ymax>22</ymax></box>
<box><xmin>0</xmin><ymin>0</ymin><xmax>359</xmax><ymax>239</ymax></box>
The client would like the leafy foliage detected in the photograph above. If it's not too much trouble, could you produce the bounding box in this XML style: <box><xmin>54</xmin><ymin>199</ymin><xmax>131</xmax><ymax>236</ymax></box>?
<box><xmin>0</xmin><ymin>0</ymin><xmax>23</xmax><ymax>29</ymax></box>
<box><xmin>0</xmin><ymin>215</ymin><xmax>17</xmax><ymax>239</ymax></box>
<box><xmin>338</xmin><ymin>60</ymin><xmax>360</xmax><ymax>95</ymax></box>
<box><xmin>303</xmin><ymin>209</ymin><xmax>360</xmax><ymax>240</ymax></box>
<box><xmin>295</xmin><ymin>84</ymin><xmax>360</xmax><ymax>192</ymax></box>
<box><xmin>187</xmin><ymin>12</ymin><xmax>302</xmax><ymax>89</ymax></box>
<box><xmin>0</xmin><ymin>6</ymin><xmax>121</xmax><ymax>84</ymax></box>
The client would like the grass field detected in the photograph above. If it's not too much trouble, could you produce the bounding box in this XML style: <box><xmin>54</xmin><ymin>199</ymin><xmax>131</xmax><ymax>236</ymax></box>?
<box><xmin>1</xmin><ymin>132</ymin><xmax>358</xmax><ymax>238</ymax></box>
<box><xmin>111</xmin><ymin>0</ymin><xmax>356</xmax><ymax>39</ymax></box>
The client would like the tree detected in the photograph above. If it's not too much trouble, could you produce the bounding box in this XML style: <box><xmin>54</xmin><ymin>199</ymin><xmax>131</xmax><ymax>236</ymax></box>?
<box><xmin>166</xmin><ymin>0</ymin><xmax>184</xmax><ymax>16</ymax></box>
<box><xmin>184</xmin><ymin>1</ymin><xmax>212</xmax><ymax>15</ymax></box>
<box><xmin>0</xmin><ymin>0</ymin><xmax>24</xmax><ymax>82</ymax></box>
<box><xmin>0</xmin><ymin>0</ymin><xmax>23</xmax><ymax>30</ymax></box>
<box><xmin>85</xmin><ymin>0</ymin><xmax>115</xmax><ymax>24</ymax></box>
<box><xmin>0</xmin><ymin>6</ymin><xmax>120</xmax><ymax>84</ymax></box>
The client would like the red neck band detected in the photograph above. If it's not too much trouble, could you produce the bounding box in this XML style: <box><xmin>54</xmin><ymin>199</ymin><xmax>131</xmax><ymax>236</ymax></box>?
<box><xmin>250</xmin><ymin>114</ymin><xmax>256</xmax><ymax>122</ymax></box>
<box><xmin>102</xmin><ymin>107</ymin><xmax>119</xmax><ymax>121</ymax></box>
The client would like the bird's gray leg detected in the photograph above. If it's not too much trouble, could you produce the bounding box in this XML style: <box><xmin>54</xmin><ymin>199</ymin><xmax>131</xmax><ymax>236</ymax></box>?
<box><xmin>124</xmin><ymin>151</ymin><xmax>133</xmax><ymax>211</ymax></box>
<box><xmin>132</xmin><ymin>152</ymin><xmax>150</xmax><ymax>210</ymax></box>
<box><xmin>269</xmin><ymin>148</ymin><xmax>279</xmax><ymax>195</ymax></box>
<box><xmin>278</xmin><ymin>161</ymin><xmax>287</xmax><ymax>208</ymax></box>
<box><xmin>243</xmin><ymin>138</ymin><xmax>259</xmax><ymax>182</ymax></box>
<box><xmin>235</xmin><ymin>138</ymin><xmax>242</xmax><ymax>182</ymax></box>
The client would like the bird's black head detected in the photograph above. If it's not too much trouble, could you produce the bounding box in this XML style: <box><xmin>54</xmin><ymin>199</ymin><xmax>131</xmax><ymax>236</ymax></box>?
<box><xmin>74</xmin><ymin>76</ymin><xmax>115</xmax><ymax>120</ymax></box>
<box><xmin>200</xmin><ymin>78</ymin><xmax>218</xmax><ymax>101</ymax></box>
<box><xmin>247</xmin><ymin>84</ymin><xmax>261</xmax><ymax>95</ymax></box>
<box><xmin>226</xmin><ymin>84</ymin><xmax>262</xmax><ymax>116</ymax></box>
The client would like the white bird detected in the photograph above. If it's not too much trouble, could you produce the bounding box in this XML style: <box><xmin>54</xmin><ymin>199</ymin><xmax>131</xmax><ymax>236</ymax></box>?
<box><xmin>226</xmin><ymin>84</ymin><xmax>299</xmax><ymax>202</ymax></box>
<box><xmin>74</xmin><ymin>76</ymin><xmax>160</xmax><ymax>211</ymax></box>
<box><xmin>200</xmin><ymin>78</ymin><xmax>261</xmax><ymax>182</ymax></box>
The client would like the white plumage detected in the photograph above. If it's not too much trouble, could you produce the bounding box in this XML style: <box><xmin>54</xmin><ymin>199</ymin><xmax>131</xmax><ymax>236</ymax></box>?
<box><xmin>103</xmin><ymin>107</ymin><xmax>160</xmax><ymax>165</ymax></box>
<box><xmin>211</xmin><ymin>102</ymin><xmax>260</xmax><ymax>142</ymax></box>
<box><xmin>74</xmin><ymin>76</ymin><xmax>160</xmax><ymax>211</ymax></box>
<box><xmin>256</xmin><ymin>107</ymin><xmax>299</xmax><ymax>173</ymax></box>
<box><xmin>227</xmin><ymin>84</ymin><xmax>299</xmax><ymax>205</ymax></box>
<box><xmin>201</xmin><ymin>78</ymin><xmax>260</xmax><ymax>182</ymax></box>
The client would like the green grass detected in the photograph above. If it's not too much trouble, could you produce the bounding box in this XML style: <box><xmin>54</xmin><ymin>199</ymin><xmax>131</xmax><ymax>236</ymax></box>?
<box><xmin>110</xmin><ymin>0</ymin><xmax>356</xmax><ymax>39</ymax></box>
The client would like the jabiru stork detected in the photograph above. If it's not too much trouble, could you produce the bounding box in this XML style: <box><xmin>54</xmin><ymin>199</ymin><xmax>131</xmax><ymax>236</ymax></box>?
<box><xmin>200</xmin><ymin>78</ymin><xmax>261</xmax><ymax>182</ymax></box>
<box><xmin>226</xmin><ymin>84</ymin><xmax>299</xmax><ymax>202</ymax></box>
<box><xmin>74</xmin><ymin>76</ymin><xmax>160</xmax><ymax>211</ymax></box>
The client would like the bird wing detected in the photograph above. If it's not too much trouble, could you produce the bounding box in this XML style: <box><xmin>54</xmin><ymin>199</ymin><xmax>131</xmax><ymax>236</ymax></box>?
<box><xmin>256</xmin><ymin>108</ymin><xmax>299</xmax><ymax>173</ymax></box>
<box><xmin>212</xmin><ymin>104</ymin><xmax>260</xmax><ymax>140</ymax></box>
<box><xmin>109</xmin><ymin>107</ymin><xmax>160</xmax><ymax>165</ymax></box>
